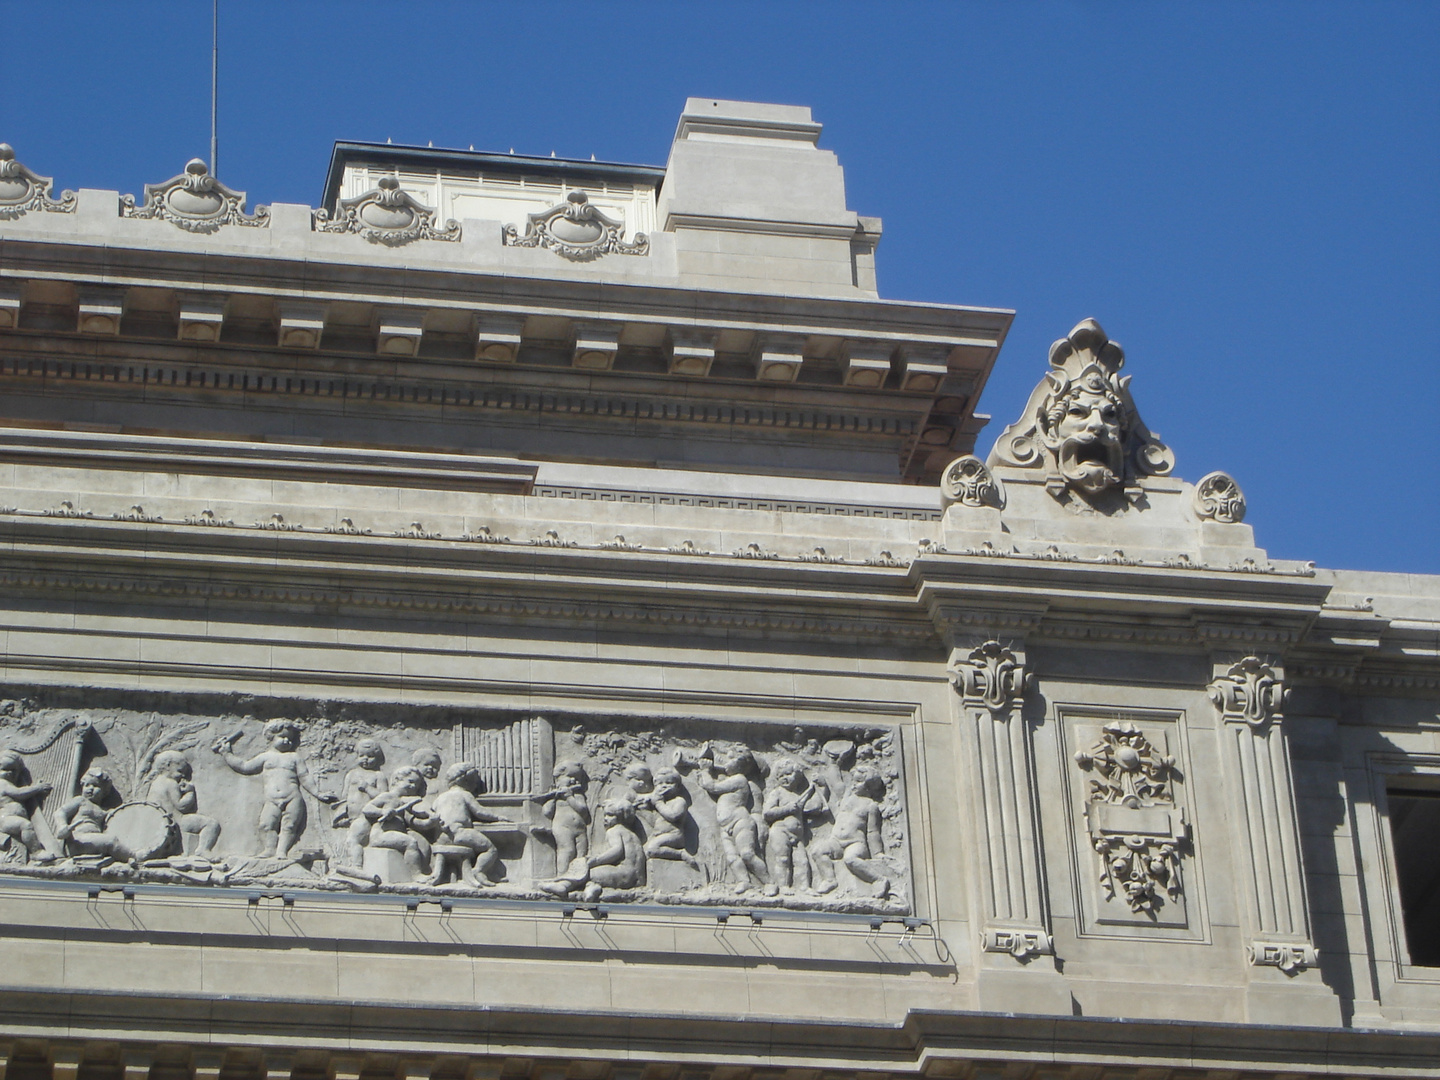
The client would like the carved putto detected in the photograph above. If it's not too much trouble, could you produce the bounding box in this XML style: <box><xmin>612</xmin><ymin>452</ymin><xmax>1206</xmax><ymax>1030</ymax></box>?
<box><xmin>989</xmin><ymin>319</ymin><xmax>1174</xmax><ymax>506</ymax></box>
<box><xmin>503</xmin><ymin>190</ymin><xmax>649</xmax><ymax>261</ymax></box>
<box><xmin>0</xmin><ymin>144</ymin><xmax>76</xmax><ymax>219</ymax></box>
<box><xmin>314</xmin><ymin>175</ymin><xmax>460</xmax><ymax>245</ymax></box>
<box><xmin>0</xmin><ymin>698</ymin><xmax>910</xmax><ymax>914</ymax></box>
<box><xmin>1193</xmin><ymin>470</ymin><xmax>1247</xmax><ymax>524</ymax></box>
<box><xmin>939</xmin><ymin>455</ymin><xmax>1005</xmax><ymax>510</ymax></box>
<box><xmin>121</xmin><ymin>158</ymin><xmax>269</xmax><ymax>233</ymax></box>
<box><xmin>1209</xmin><ymin>656</ymin><xmax>1285</xmax><ymax>728</ymax></box>
<box><xmin>951</xmin><ymin>641</ymin><xmax>1030</xmax><ymax>716</ymax></box>
<box><xmin>1074</xmin><ymin>721</ymin><xmax>1186</xmax><ymax>915</ymax></box>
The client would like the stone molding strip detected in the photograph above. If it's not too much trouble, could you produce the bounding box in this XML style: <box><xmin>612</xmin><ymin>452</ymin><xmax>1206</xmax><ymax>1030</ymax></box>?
<box><xmin>533</xmin><ymin>485</ymin><xmax>942</xmax><ymax>521</ymax></box>
<box><xmin>0</xmin><ymin>992</ymin><xmax>1436</xmax><ymax>1078</ymax></box>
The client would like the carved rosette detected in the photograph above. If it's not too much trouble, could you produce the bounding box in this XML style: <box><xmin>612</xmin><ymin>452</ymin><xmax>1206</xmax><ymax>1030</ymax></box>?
<box><xmin>314</xmin><ymin>175</ymin><xmax>460</xmax><ymax>246</ymax></box>
<box><xmin>1075</xmin><ymin>722</ymin><xmax>1187</xmax><ymax>914</ymax></box>
<box><xmin>0</xmin><ymin>144</ymin><xmax>76</xmax><ymax>219</ymax></box>
<box><xmin>952</xmin><ymin>641</ymin><xmax>1030</xmax><ymax>717</ymax></box>
<box><xmin>988</xmin><ymin>319</ymin><xmax>1174</xmax><ymax>506</ymax></box>
<box><xmin>503</xmin><ymin>190</ymin><xmax>648</xmax><ymax>261</ymax></box>
<box><xmin>1208</xmin><ymin>656</ymin><xmax>1285</xmax><ymax>729</ymax></box>
<box><xmin>940</xmin><ymin>455</ymin><xmax>1005</xmax><ymax>510</ymax></box>
<box><xmin>121</xmin><ymin>159</ymin><xmax>269</xmax><ymax>233</ymax></box>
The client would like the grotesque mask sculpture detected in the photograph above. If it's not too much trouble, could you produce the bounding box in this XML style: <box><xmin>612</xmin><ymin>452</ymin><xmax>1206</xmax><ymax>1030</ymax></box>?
<box><xmin>989</xmin><ymin>319</ymin><xmax>1173</xmax><ymax>506</ymax></box>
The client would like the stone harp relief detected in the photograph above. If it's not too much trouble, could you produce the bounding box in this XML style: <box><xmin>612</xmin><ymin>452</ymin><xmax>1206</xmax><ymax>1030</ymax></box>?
<box><xmin>0</xmin><ymin>699</ymin><xmax>911</xmax><ymax>914</ymax></box>
<box><xmin>1071</xmin><ymin>715</ymin><xmax>1194</xmax><ymax>933</ymax></box>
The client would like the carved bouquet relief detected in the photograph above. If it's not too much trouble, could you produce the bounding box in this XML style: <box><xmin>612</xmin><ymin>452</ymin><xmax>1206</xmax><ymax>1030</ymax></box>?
<box><xmin>0</xmin><ymin>697</ymin><xmax>910</xmax><ymax>913</ymax></box>
<box><xmin>1074</xmin><ymin>720</ymin><xmax>1189</xmax><ymax>920</ymax></box>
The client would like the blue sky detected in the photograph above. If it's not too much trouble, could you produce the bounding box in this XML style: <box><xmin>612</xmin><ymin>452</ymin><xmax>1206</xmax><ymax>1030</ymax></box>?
<box><xmin>6</xmin><ymin>2</ymin><xmax>1437</xmax><ymax>574</ymax></box>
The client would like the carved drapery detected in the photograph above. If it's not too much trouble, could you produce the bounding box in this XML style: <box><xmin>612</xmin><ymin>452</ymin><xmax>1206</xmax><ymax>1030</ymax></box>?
<box><xmin>1208</xmin><ymin>656</ymin><xmax>1317</xmax><ymax>972</ymax></box>
<box><xmin>950</xmin><ymin>640</ymin><xmax>1052</xmax><ymax>960</ymax></box>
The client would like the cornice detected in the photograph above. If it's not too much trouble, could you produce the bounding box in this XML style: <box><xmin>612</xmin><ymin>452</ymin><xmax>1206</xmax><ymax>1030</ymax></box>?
<box><xmin>1</xmin><ymin>989</ymin><xmax>1436</xmax><ymax>1079</ymax></box>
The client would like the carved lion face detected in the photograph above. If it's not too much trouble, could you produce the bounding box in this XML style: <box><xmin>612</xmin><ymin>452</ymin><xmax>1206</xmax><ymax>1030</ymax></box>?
<box><xmin>1047</xmin><ymin>377</ymin><xmax>1124</xmax><ymax>495</ymax></box>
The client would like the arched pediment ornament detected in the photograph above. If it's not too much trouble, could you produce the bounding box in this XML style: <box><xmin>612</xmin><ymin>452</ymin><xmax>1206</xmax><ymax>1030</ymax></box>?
<box><xmin>314</xmin><ymin>175</ymin><xmax>460</xmax><ymax>246</ymax></box>
<box><xmin>503</xmin><ymin>190</ymin><xmax>649</xmax><ymax>262</ymax></box>
<box><xmin>939</xmin><ymin>454</ymin><xmax>1005</xmax><ymax>510</ymax></box>
<box><xmin>988</xmin><ymin>319</ymin><xmax>1174</xmax><ymax>506</ymax></box>
<box><xmin>0</xmin><ymin>144</ymin><xmax>76</xmax><ymax>220</ymax></box>
<box><xmin>121</xmin><ymin>158</ymin><xmax>269</xmax><ymax>233</ymax></box>
<box><xmin>1193</xmin><ymin>470</ymin><xmax>1247</xmax><ymax>523</ymax></box>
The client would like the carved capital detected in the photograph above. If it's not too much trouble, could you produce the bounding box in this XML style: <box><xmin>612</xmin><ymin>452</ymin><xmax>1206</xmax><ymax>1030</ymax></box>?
<box><xmin>1209</xmin><ymin>656</ymin><xmax>1286</xmax><ymax>728</ymax></box>
<box><xmin>981</xmin><ymin>927</ymin><xmax>1053</xmax><ymax>960</ymax></box>
<box><xmin>952</xmin><ymin>640</ymin><xmax>1031</xmax><ymax>716</ymax></box>
<box><xmin>1248</xmin><ymin>940</ymin><xmax>1317</xmax><ymax>974</ymax></box>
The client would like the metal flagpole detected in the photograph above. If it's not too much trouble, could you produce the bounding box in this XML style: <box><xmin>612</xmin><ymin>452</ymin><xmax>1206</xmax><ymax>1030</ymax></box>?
<box><xmin>210</xmin><ymin>0</ymin><xmax>218</xmax><ymax>176</ymax></box>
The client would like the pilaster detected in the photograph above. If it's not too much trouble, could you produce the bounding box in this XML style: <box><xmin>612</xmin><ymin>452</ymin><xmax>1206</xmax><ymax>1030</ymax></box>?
<box><xmin>1207</xmin><ymin>654</ymin><xmax>1340</xmax><ymax>1024</ymax></box>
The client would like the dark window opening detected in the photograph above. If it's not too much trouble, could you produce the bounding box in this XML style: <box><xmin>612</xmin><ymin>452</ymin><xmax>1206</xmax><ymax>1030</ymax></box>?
<box><xmin>1388</xmin><ymin>788</ymin><xmax>1440</xmax><ymax>967</ymax></box>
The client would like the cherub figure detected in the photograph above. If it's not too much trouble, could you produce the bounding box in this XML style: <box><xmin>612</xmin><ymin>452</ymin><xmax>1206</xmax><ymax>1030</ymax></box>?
<box><xmin>332</xmin><ymin>738</ymin><xmax>387</xmax><ymax>868</ymax></box>
<box><xmin>634</xmin><ymin>764</ymin><xmax>698</xmax><ymax>867</ymax></box>
<box><xmin>696</xmin><ymin>747</ymin><xmax>768</xmax><ymax>890</ymax></box>
<box><xmin>212</xmin><ymin>719</ymin><xmax>329</xmax><ymax>858</ymax></box>
<box><xmin>0</xmin><ymin>750</ymin><xmax>53</xmax><ymax>864</ymax></box>
<box><xmin>54</xmin><ymin>767</ymin><xmax>133</xmax><ymax>862</ymax></box>
<box><xmin>813</xmin><ymin>763</ymin><xmax>890</xmax><ymax>898</ymax></box>
<box><xmin>536</xmin><ymin>762</ymin><xmax>590</xmax><ymax>871</ymax></box>
<box><xmin>147</xmin><ymin>750</ymin><xmax>221</xmax><ymax>858</ymax></box>
<box><xmin>430</xmin><ymin>761</ymin><xmax>509</xmax><ymax>886</ymax></box>
<box><xmin>763</xmin><ymin>757</ymin><xmax>826</xmax><ymax>893</ymax></box>
<box><xmin>362</xmin><ymin>765</ymin><xmax>435</xmax><ymax>879</ymax></box>
<box><xmin>539</xmin><ymin>797</ymin><xmax>644</xmax><ymax>902</ymax></box>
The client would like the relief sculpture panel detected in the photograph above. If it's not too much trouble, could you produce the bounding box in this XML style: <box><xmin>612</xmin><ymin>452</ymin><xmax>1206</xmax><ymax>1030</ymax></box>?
<box><xmin>0</xmin><ymin>695</ymin><xmax>911</xmax><ymax>914</ymax></box>
<box><xmin>1062</xmin><ymin>708</ymin><xmax>1204</xmax><ymax>940</ymax></box>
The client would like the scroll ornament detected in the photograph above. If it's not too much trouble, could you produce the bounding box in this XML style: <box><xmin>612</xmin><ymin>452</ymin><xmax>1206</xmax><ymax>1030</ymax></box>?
<box><xmin>1208</xmin><ymin>656</ymin><xmax>1285</xmax><ymax>729</ymax></box>
<box><xmin>1075</xmin><ymin>722</ymin><xmax>1186</xmax><ymax>914</ymax></box>
<box><xmin>952</xmin><ymin>641</ymin><xmax>1030</xmax><ymax>716</ymax></box>
<box><xmin>0</xmin><ymin>144</ymin><xmax>76</xmax><ymax>220</ymax></box>
<box><xmin>121</xmin><ymin>158</ymin><xmax>269</xmax><ymax>233</ymax></box>
<box><xmin>1193</xmin><ymin>471</ymin><xmax>1247</xmax><ymax>524</ymax></box>
<box><xmin>988</xmin><ymin>319</ymin><xmax>1174</xmax><ymax>505</ymax></box>
<box><xmin>940</xmin><ymin>455</ymin><xmax>1005</xmax><ymax>510</ymax></box>
<box><xmin>314</xmin><ymin>174</ymin><xmax>460</xmax><ymax>246</ymax></box>
<box><xmin>503</xmin><ymin>190</ymin><xmax>648</xmax><ymax>262</ymax></box>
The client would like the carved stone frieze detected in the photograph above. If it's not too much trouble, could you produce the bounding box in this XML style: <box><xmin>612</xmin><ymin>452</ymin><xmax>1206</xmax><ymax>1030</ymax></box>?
<box><xmin>1193</xmin><ymin>471</ymin><xmax>1247</xmax><ymax>523</ymax></box>
<box><xmin>1075</xmin><ymin>721</ymin><xmax>1187</xmax><ymax>916</ymax></box>
<box><xmin>0</xmin><ymin>144</ymin><xmax>76</xmax><ymax>219</ymax></box>
<box><xmin>951</xmin><ymin>641</ymin><xmax>1030</xmax><ymax>717</ymax></box>
<box><xmin>314</xmin><ymin>175</ymin><xmax>460</xmax><ymax>245</ymax></box>
<box><xmin>939</xmin><ymin>455</ymin><xmax>1005</xmax><ymax>510</ymax></box>
<box><xmin>0</xmin><ymin>696</ymin><xmax>911</xmax><ymax>913</ymax></box>
<box><xmin>1208</xmin><ymin>656</ymin><xmax>1286</xmax><ymax>729</ymax></box>
<box><xmin>121</xmin><ymin>159</ymin><xmax>269</xmax><ymax>233</ymax></box>
<box><xmin>989</xmin><ymin>319</ymin><xmax>1174</xmax><ymax>507</ymax></box>
<box><xmin>503</xmin><ymin>190</ymin><xmax>648</xmax><ymax>261</ymax></box>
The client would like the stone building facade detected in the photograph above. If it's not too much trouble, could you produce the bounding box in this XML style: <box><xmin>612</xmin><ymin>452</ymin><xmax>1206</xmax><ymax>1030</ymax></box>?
<box><xmin>0</xmin><ymin>100</ymin><xmax>1437</xmax><ymax>1080</ymax></box>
